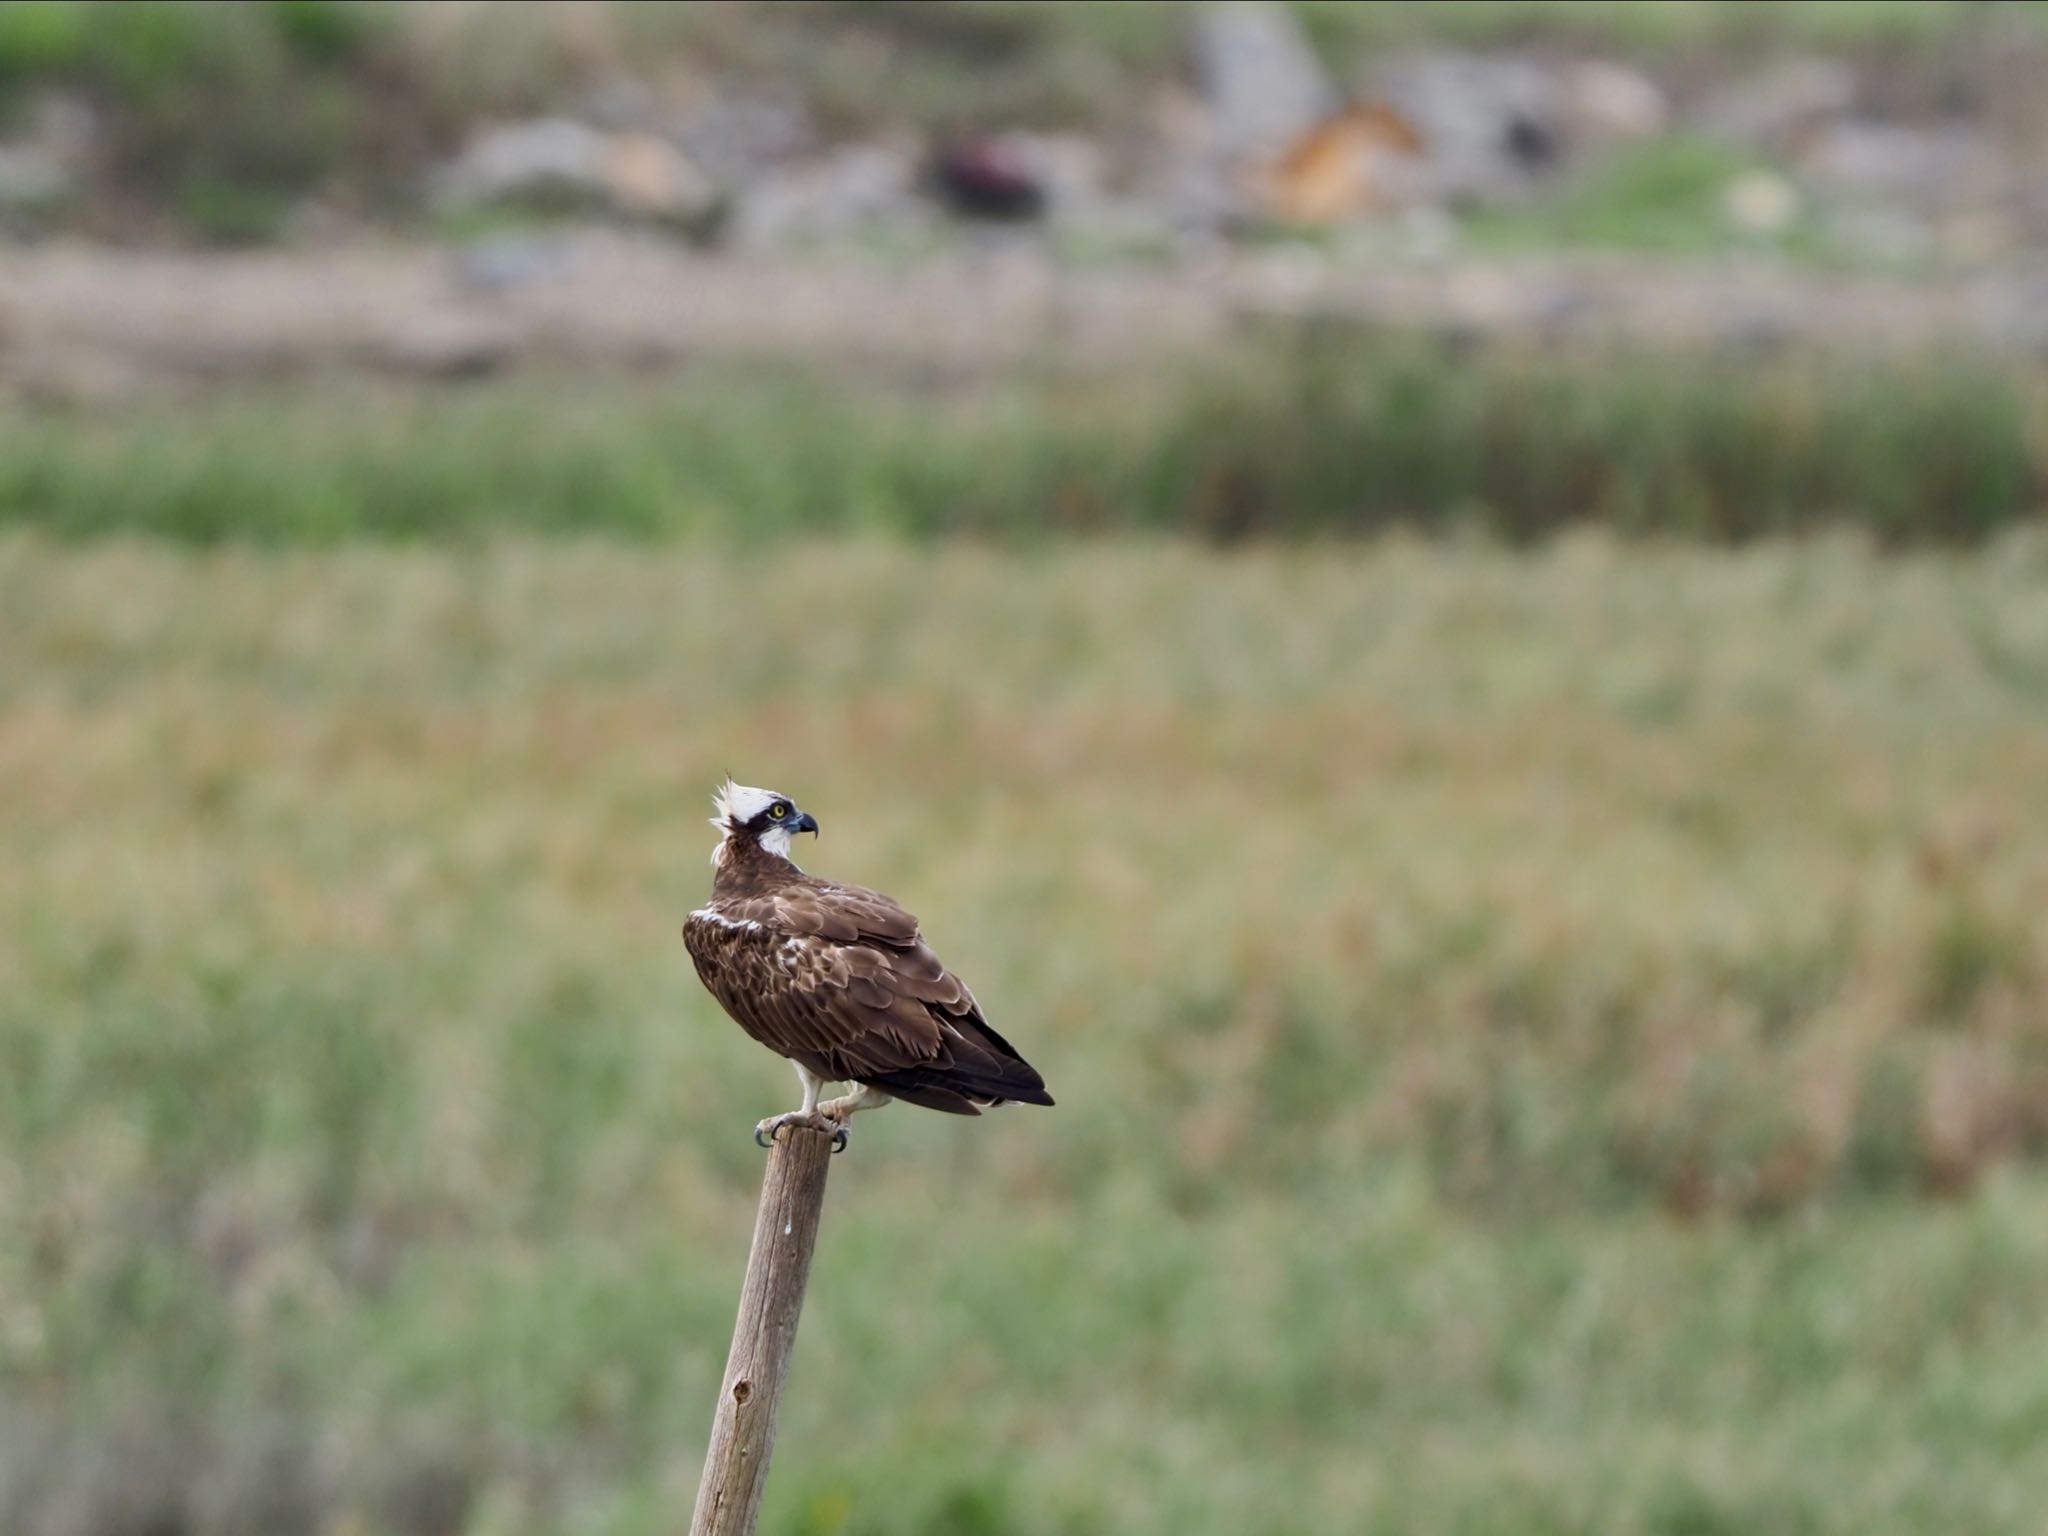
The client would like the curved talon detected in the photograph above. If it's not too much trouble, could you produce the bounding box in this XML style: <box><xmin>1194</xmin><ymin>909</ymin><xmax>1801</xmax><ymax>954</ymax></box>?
<box><xmin>830</xmin><ymin>1126</ymin><xmax>850</xmax><ymax>1153</ymax></box>
<box><xmin>754</xmin><ymin>1124</ymin><xmax>775</xmax><ymax>1149</ymax></box>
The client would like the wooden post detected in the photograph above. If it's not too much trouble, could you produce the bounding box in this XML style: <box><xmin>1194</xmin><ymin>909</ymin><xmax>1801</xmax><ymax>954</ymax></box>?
<box><xmin>689</xmin><ymin>1120</ymin><xmax>837</xmax><ymax>1536</ymax></box>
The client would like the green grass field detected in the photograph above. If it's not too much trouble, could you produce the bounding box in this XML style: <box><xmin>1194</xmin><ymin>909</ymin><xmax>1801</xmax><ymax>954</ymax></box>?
<box><xmin>4</xmin><ymin>349</ymin><xmax>2041</xmax><ymax>545</ymax></box>
<box><xmin>4</xmin><ymin>532</ymin><xmax>2048</xmax><ymax>1534</ymax></box>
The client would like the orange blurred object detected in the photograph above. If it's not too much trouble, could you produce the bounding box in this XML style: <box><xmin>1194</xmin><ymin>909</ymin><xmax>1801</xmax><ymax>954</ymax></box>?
<box><xmin>1250</xmin><ymin>101</ymin><xmax>1426</xmax><ymax>225</ymax></box>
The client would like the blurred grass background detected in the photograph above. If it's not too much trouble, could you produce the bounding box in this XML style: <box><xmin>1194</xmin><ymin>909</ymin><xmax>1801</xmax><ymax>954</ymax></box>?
<box><xmin>6</xmin><ymin>535</ymin><xmax>2048</xmax><ymax>1534</ymax></box>
<box><xmin>5</xmin><ymin>2</ymin><xmax>2048</xmax><ymax>1534</ymax></box>
<box><xmin>5</xmin><ymin>344</ymin><xmax>2043</xmax><ymax>544</ymax></box>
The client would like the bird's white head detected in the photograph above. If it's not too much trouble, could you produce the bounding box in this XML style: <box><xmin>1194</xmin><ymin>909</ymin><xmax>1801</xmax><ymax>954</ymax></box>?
<box><xmin>710</xmin><ymin>777</ymin><xmax>819</xmax><ymax>865</ymax></box>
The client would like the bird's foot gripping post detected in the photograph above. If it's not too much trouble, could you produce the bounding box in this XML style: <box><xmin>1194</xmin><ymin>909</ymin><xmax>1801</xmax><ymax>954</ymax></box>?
<box><xmin>690</xmin><ymin>1120</ymin><xmax>839</xmax><ymax>1536</ymax></box>
<box><xmin>753</xmin><ymin>1110</ymin><xmax>849</xmax><ymax>1153</ymax></box>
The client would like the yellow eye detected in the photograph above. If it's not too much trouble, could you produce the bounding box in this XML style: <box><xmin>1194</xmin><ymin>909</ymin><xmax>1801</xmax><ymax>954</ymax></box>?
<box><xmin>769</xmin><ymin>803</ymin><xmax>788</xmax><ymax>819</ymax></box>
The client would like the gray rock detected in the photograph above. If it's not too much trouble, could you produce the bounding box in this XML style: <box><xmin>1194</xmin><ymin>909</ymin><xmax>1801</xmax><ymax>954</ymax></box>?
<box><xmin>1937</xmin><ymin>209</ymin><xmax>2020</xmax><ymax>265</ymax></box>
<box><xmin>0</xmin><ymin>146</ymin><xmax>68</xmax><ymax>217</ymax></box>
<box><xmin>1698</xmin><ymin>58</ymin><xmax>1855</xmax><ymax>150</ymax></box>
<box><xmin>1563</xmin><ymin>61</ymin><xmax>1668</xmax><ymax>144</ymax></box>
<box><xmin>1192</xmin><ymin>1</ymin><xmax>1336</xmax><ymax>164</ymax></box>
<box><xmin>433</xmin><ymin>119</ymin><xmax>722</xmax><ymax>233</ymax></box>
<box><xmin>1800</xmin><ymin>120</ymin><xmax>2004</xmax><ymax>209</ymax></box>
<box><xmin>674</xmin><ymin>91</ymin><xmax>815</xmax><ymax>185</ymax></box>
<box><xmin>436</xmin><ymin>117</ymin><xmax>613</xmax><ymax>210</ymax></box>
<box><xmin>603</xmin><ymin>131</ymin><xmax>723</xmax><ymax>230</ymax></box>
<box><xmin>729</xmin><ymin>142</ymin><xmax>930</xmax><ymax>250</ymax></box>
<box><xmin>1148</xmin><ymin>83</ymin><xmax>1243</xmax><ymax>234</ymax></box>
<box><xmin>1378</xmin><ymin>54</ymin><xmax>1561</xmax><ymax>205</ymax></box>
<box><xmin>1821</xmin><ymin>202</ymin><xmax>1933</xmax><ymax>265</ymax></box>
<box><xmin>25</xmin><ymin>90</ymin><xmax>99</xmax><ymax>163</ymax></box>
<box><xmin>0</xmin><ymin>91</ymin><xmax>93</xmax><ymax>233</ymax></box>
<box><xmin>580</xmin><ymin>75</ymin><xmax>656</xmax><ymax>132</ymax></box>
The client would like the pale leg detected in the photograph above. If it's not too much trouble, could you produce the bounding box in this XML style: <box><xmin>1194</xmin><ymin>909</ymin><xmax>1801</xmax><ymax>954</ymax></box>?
<box><xmin>814</xmin><ymin>1082</ymin><xmax>893</xmax><ymax>1148</ymax></box>
<box><xmin>755</xmin><ymin>1064</ymin><xmax>840</xmax><ymax>1149</ymax></box>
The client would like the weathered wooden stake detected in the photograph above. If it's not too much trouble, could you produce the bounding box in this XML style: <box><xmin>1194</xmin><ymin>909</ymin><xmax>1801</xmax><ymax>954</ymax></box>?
<box><xmin>689</xmin><ymin>1120</ymin><xmax>837</xmax><ymax>1536</ymax></box>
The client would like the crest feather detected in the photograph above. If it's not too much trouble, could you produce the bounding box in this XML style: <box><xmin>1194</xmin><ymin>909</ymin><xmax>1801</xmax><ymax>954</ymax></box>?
<box><xmin>709</xmin><ymin>775</ymin><xmax>740</xmax><ymax>833</ymax></box>
<box><xmin>709</xmin><ymin>778</ymin><xmax>789</xmax><ymax>864</ymax></box>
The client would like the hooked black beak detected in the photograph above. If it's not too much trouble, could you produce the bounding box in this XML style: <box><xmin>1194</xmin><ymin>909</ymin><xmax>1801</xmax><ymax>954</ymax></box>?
<box><xmin>792</xmin><ymin>811</ymin><xmax>820</xmax><ymax>837</ymax></box>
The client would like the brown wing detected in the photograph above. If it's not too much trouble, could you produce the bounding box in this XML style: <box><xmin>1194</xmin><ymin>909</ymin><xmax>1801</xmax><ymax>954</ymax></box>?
<box><xmin>685</xmin><ymin>881</ymin><xmax>1052</xmax><ymax>1115</ymax></box>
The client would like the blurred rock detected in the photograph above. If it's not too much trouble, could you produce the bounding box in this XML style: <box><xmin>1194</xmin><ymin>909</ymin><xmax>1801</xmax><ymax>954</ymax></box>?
<box><xmin>1800</xmin><ymin>119</ymin><xmax>2001</xmax><ymax>207</ymax></box>
<box><xmin>1148</xmin><ymin>83</ymin><xmax>1241</xmax><ymax>234</ymax></box>
<box><xmin>0</xmin><ymin>99</ymin><xmax>87</xmax><ymax>242</ymax></box>
<box><xmin>0</xmin><ymin>146</ymin><xmax>69</xmax><ymax>224</ymax></box>
<box><xmin>1722</xmin><ymin>170</ymin><xmax>1800</xmax><ymax>237</ymax></box>
<box><xmin>1193</xmin><ymin>1</ymin><xmax>1336</xmax><ymax>164</ymax></box>
<box><xmin>1700</xmin><ymin>58</ymin><xmax>1855</xmax><ymax>150</ymax></box>
<box><xmin>32</xmin><ymin>88</ymin><xmax>97</xmax><ymax>153</ymax></box>
<box><xmin>1939</xmin><ymin>209</ymin><xmax>2019</xmax><ymax>264</ymax></box>
<box><xmin>1379</xmin><ymin>54</ymin><xmax>1562</xmax><ymax>204</ymax></box>
<box><xmin>434</xmin><ymin>119</ymin><xmax>722</xmax><ymax>235</ymax></box>
<box><xmin>580</xmin><ymin>75</ymin><xmax>656</xmax><ymax>131</ymax></box>
<box><xmin>1821</xmin><ymin>202</ymin><xmax>1933</xmax><ymax>264</ymax></box>
<box><xmin>0</xmin><ymin>91</ymin><xmax>91</xmax><ymax>234</ymax></box>
<box><xmin>603</xmin><ymin>131</ymin><xmax>722</xmax><ymax>229</ymax></box>
<box><xmin>1564</xmin><ymin>61</ymin><xmax>1668</xmax><ymax>144</ymax></box>
<box><xmin>436</xmin><ymin>118</ymin><xmax>611</xmax><ymax>209</ymax></box>
<box><xmin>729</xmin><ymin>142</ymin><xmax>928</xmax><ymax>249</ymax></box>
<box><xmin>673</xmin><ymin>90</ymin><xmax>815</xmax><ymax>185</ymax></box>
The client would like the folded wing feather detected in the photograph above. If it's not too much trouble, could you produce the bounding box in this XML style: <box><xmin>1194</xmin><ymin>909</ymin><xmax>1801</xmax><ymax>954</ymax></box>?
<box><xmin>686</xmin><ymin>881</ymin><xmax>1053</xmax><ymax>1114</ymax></box>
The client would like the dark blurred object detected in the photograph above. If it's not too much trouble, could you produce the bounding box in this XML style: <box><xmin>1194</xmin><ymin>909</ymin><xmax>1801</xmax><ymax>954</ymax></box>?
<box><xmin>1504</xmin><ymin>112</ymin><xmax>1558</xmax><ymax>169</ymax></box>
<box><xmin>930</xmin><ymin>138</ymin><xmax>1048</xmax><ymax>221</ymax></box>
<box><xmin>1378</xmin><ymin>54</ymin><xmax>1565</xmax><ymax>206</ymax></box>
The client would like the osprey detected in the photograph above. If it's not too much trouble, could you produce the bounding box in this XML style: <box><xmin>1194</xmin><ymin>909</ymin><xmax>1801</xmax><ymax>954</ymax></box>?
<box><xmin>684</xmin><ymin>779</ymin><xmax>1053</xmax><ymax>1150</ymax></box>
